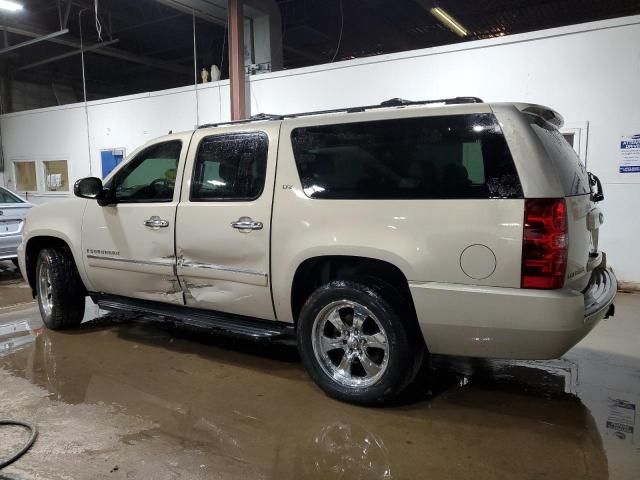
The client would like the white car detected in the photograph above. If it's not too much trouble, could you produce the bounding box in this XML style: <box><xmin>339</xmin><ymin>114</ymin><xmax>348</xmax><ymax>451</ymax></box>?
<box><xmin>0</xmin><ymin>186</ymin><xmax>32</xmax><ymax>266</ymax></box>
<box><xmin>17</xmin><ymin>97</ymin><xmax>616</xmax><ymax>404</ymax></box>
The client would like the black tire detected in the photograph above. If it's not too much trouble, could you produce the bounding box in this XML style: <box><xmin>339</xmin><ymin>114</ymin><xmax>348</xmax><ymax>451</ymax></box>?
<box><xmin>35</xmin><ymin>248</ymin><xmax>85</xmax><ymax>330</ymax></box>
<box><xmin>297</xmin><ymin>280</ymin><xmax>423</xmax><ymax>405</ymax></box>
<box><xmin>11</xmin><ymin>258</ymin><xmax>19</xmax><ymax>269</ymax></box>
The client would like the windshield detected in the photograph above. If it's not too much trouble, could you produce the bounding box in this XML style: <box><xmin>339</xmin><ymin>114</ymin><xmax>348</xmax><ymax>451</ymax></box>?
<box><xmin>0</xmin><ymin>187</ymin><xmax>25</xmax><ymax>204</ymax></box>
<box><xmin>527</xmin><ymin>114</ymin><xmax>590</xmax><ymax>196</ymax></box>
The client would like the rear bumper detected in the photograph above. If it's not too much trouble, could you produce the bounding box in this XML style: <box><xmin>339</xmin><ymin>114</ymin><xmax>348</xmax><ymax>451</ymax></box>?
<box><xmin>410</xmin><ymin>266</ymin><xmax>617</xmax><ymax>359</ymax></box>
<box><xmin>0</xmin><ymin>233</ymin><xmax>22</xmax><ymax>259</ymax></box>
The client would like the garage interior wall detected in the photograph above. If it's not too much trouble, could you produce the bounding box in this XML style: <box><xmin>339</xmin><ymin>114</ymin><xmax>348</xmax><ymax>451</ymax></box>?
<box><xmin>0</xmin><ymin>15</ymin><xmax>638</xmax><ymax>283</ymax></box>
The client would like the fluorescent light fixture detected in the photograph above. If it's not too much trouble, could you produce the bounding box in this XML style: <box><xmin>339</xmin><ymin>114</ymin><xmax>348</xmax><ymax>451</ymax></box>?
<box><xmin>430</xmin><ymin>7</ymin><xmax>468</xmax><ymax>37</ymax></box>
<box><xmin>0</xmin><ymin>1</ymin><xmax>23</xmax><ymax>12</ymax></box>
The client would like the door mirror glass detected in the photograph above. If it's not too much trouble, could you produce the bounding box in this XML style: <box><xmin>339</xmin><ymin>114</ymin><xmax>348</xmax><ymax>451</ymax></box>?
<box><xmin>74</xmin><ymin>177</ymin><xmax>104</xmax><ymax>199</ymax></box>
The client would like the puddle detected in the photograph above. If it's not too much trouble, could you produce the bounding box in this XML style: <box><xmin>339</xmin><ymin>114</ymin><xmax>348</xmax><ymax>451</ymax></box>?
<box><xmin>0</xmin><ymin>295</ymin><xmax>638</xmax><ymax>479</ymax></box>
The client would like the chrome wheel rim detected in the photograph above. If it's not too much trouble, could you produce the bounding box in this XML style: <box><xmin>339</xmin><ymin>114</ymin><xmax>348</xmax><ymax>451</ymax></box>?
<box><xmin>311</xmin><ymin>300</ymin><xmax>390</xmax><ymax>388</ymax></box>
<box><xmin>37</xmin><ymin>263</ymin><xmax>53</xmax><ymax>317</ymax></box>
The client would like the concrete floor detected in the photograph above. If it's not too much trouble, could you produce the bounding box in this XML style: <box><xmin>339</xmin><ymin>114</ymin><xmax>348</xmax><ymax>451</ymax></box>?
<box><xmin>0</xmin><ymin>262</ymin><xmax>638</xmax><ymax>480</ymax></box>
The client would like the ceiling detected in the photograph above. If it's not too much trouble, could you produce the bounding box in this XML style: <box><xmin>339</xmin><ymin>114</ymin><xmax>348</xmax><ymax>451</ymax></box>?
<box><xmin>277</xmin><ymin>0</ymin><xmax>640</xmax><ymax>67</ymax></box>
<box><xmin>0</xmin><ymin>0</ymin><xmax>638</xmax><ymax>111</ymax></box>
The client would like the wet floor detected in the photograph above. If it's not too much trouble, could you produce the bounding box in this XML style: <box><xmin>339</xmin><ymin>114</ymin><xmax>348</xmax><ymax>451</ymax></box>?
<box><xmin>0</xmin><ymin>287</ymin><xmax>638</xmax><ymax>479</ymax></box>
<box><xmin>0</xmin><ymin>261</ymin><xmax>34</xmax><ymax>310</ymax></box>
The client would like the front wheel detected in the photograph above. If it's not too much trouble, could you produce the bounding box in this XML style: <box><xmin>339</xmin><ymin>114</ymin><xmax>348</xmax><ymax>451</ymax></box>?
<box><xmin>297</xmin><ymin>281</ymin><xmax>422</xmax><ymax>405</ymax></box>
<box><xmin>36</xmin><ymin>248</ymin><xmax>85</xmax><ymax>330</ymax></box>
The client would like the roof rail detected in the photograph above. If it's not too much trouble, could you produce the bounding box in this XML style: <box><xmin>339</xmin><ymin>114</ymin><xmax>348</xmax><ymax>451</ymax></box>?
<box><xmin>197</xmin><ymin>96</ymin><xmax>484</xmax><ymax>130</ymax></box>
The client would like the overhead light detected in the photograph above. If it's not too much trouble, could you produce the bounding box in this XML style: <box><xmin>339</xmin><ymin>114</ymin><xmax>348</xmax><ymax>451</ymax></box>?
<box><xmin>0</xmin><ymin>1</ymin><xmax>23</xmax><ymax>12</ymax></box>
<box><xmin>430</xmin><ymin>7</ymin><xmax>468</xmax><ymax>37</ymax></box>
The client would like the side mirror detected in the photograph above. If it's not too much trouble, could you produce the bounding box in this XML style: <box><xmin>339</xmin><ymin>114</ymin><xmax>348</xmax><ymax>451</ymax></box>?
<box><xmin>74</xmin><ymin>177</ymin><xmax>104</xmax><ymax>200</ymax></box>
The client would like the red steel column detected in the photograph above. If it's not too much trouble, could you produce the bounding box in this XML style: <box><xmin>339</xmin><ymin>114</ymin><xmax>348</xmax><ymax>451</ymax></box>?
<box><xmin>228</xmin><ymin>0</ymin><xmax>246</xmax><ymax>120</ymax></box>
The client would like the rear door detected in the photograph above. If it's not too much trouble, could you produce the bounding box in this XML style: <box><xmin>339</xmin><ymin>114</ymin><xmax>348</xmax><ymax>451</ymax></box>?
<box><xmin>175</xmin><ymin>123</ymin><xmax>280</xmax><ymax>320</ymax></box>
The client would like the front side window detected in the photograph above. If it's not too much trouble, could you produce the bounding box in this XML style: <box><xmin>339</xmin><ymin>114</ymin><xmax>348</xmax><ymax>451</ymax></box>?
<box><xmin>291</xmin><ymin>113</ymin><xmax>522</xmax><ymax>200</ymax></box>
<box><xmin>112</xmin><ymin>141</ymin><xmax>182</xmax><ymax>203</ymax></box>
<box><xmin>190</xmin><ymin>132</ymin><xmax>268</xmax><ymax>201</ymax></box>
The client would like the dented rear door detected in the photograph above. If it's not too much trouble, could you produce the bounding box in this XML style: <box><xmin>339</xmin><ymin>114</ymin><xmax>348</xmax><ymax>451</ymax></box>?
<box><xmin>175</xmin><ymin>122</ymin><xmax>281</xmax><ymax>320</ymax></box>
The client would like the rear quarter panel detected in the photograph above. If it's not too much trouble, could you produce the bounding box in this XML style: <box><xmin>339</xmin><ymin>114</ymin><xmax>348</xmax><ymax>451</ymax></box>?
<box><xmin>271</xmin><ymin>106</ymin><xmax>525</xmax><ymax>323</ymax></box>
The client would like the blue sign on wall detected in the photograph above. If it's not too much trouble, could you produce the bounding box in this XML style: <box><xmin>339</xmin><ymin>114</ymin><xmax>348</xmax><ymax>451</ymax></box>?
<box><xmin>101</xmin><ymin>149</ymin><xmax>125</xmax><ymax>178</ymax></box>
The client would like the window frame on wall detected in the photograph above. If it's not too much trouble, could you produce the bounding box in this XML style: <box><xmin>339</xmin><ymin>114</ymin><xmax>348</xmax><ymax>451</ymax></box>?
<box><xmin>12</xmin><ymin>160</ymin><xmax>38</xmax><ymax>193</ymax></box>
<box><xmin>41</xmin><ymin>159</ymin><xmax>70</xmax><ymax>192</ymax></box>
<box><xmin>10</xmin><ymin>157</ymin><xmax>72</xmax><ymax>195</ymax></box>
<box><xmin>560</xmin><ymin>122</ymin><xmax>589</xmax><ymax>166</ymax></box>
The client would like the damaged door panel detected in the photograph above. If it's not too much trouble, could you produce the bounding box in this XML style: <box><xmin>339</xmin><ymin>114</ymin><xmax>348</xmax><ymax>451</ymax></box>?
<box><xmin>175</xmin><ymin>123</ymin><xmax>281</xmax><ymax>320</ymax></box>
<box><xmin>81</xmin><ymin>136</ymin><xmax>191</xmax><ymax>305</ymax></box>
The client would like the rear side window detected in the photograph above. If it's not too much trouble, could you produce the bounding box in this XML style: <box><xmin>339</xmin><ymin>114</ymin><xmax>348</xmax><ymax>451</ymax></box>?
<box><xmin>190</xmin><ymin>132</ymin><xmax>268</xmax><ymax>201</ymax></box>
<box><xmin>527</xmin><ymin>114</ymin><xmax>590</xmax><ymax>196</ymax></box>
<box><xmin>290</xmin><ymin>113</ymin><xmax>522</xmax><ymax>200</ymax></box>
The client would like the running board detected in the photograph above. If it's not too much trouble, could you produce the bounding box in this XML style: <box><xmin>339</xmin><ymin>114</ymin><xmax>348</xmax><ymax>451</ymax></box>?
<box><xmin>93</xmin><ymin>294</ymin><xmax>294</xmax><ymax>341</ymax></box>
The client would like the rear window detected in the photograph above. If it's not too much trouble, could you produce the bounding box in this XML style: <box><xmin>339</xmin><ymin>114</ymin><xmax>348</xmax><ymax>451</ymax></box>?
<box><xmin>527</xmin><ymin>114</ymin><xmax>590</xmax><ymax>196</ymax></box>
<box><xmin>290</xmin><ymin>113</ymin><xmax>522</xmax><ymax>200</ymax></box>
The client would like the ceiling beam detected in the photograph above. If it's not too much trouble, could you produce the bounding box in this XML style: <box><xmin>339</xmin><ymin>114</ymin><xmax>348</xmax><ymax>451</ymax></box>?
<box><xmin>0</xmin><ymin>29</ymin><xmax>69</xmax><ymax>55</ymax></box>
<box><xmin>0</xmin><ymin>24</ymin><xmax>191</xmax><ymax>76</ymax></box>
<box><xmin>58</xmin><ymin>0</ymin><xmax>73</xmax><ymax>29</ymax></box>
<box><xmin>14</xmin><ymin>39</ymin><xmax>120</xmax><ymax>72</ymax></box>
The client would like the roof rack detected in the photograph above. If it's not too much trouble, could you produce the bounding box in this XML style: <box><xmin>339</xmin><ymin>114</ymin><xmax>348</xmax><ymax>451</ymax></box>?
<box><xmin>197</xmin><ymin>96</ymin><xmax>484</xmax><ymax>130</ymax></box>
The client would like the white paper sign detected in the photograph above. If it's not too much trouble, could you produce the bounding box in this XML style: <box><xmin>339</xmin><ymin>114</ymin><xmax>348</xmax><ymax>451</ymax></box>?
<box><xmin>606</xmin><ymin>397</ymin><xmax>636</xmax><ymax>440</ymax></box>
<box><xmin>620</xmin><ymin>134</ymin><xmax>640</xmax><ymax>173</ymax></box>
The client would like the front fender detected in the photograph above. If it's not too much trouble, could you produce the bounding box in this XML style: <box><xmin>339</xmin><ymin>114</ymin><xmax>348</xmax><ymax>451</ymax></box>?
<box><xmin>21</xmin><ymin>198</ymin><xmax>93</xmax><ymax>292</ymax></box>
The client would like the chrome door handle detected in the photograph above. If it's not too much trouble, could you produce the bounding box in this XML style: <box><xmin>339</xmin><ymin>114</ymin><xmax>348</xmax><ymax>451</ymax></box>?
<box><xmin>144</xmin><ymin>216</ymin><xmax>170</xmax><ymax>229</ymax></box>
<box><xmin>231</xmin><ymin>216</ymin><xmax>263</xmax><ymax>231</ymax></box>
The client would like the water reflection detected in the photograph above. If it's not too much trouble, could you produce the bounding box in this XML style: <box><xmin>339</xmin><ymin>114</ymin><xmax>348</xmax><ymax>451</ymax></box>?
<box><xmin>0</xmin><ymin>319</ymin><xmax>41</xmax><ymax>357</ymax></box>
<box><xmin>0</xmin><ymin>303</ymin><xmax>637</xmax><ymax>479</ymax></box>
<box><xmin>302</xmin><ymin>423</ymin><xmax>392</xmax><ymax>479</ymax></box>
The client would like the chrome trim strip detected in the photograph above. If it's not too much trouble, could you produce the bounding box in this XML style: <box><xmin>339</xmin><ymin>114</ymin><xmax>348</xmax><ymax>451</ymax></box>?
<box><xmin>180</xmin><ymin>260</ymin><xmax>267</xmax><ymax>277</ymax></box>
<box><xmin>86</xmin><ymin>255</ymin><xmax>174</xmax><ymax>267</ymax></box>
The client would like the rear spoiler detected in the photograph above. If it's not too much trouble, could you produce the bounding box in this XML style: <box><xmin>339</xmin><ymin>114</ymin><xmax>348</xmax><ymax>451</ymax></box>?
<box><xmin>514</xmin><ymin>103</ymin><xmax>564</xmax><ymax>128</ymax></box>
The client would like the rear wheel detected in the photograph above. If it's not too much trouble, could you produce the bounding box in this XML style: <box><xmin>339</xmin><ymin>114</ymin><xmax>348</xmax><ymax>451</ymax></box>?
<box><xmin>297</xmin><ymin>280</ymin><xmax>422</xmax><ymax>405</ymax></box>
<box><xmin>36</xmin><ymin>248</ymin><xmax>85</xmax><ymax>330</ymax></box>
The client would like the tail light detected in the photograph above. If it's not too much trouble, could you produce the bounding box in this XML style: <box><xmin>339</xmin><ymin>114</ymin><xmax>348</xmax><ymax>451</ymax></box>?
<box><xmin>521</xmin><ymin>198</ymin><xmax>568</xmax><ymax>289</ymax></box>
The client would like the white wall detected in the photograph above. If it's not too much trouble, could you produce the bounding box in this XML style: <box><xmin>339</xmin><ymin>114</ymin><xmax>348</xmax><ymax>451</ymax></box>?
<box><xmin>1</xmin><ymin>15</ymin><xmax>639</xmax><ymax>282</ymax></box>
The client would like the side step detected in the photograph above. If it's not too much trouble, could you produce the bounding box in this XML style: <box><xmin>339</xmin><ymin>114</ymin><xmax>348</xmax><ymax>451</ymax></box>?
<box><xmin>93</xmin><ymin>294</ymin><xmax>295</xmax><ymax>342</ymax></box>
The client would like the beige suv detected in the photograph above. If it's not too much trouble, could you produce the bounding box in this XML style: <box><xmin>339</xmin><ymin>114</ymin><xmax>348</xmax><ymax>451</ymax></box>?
<box><xmin>18</xmin><ymin>97</ymin><xmax>617</xmax><ymax>404</ymax></box>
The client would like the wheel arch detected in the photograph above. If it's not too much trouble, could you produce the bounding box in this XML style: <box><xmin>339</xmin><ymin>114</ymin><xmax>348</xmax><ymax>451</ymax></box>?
<box><xmin>25</xmin><ymin>235</ymin><xmax>86</xmax><ymax>295</ymax></box>
<box><xmin>290</xmin><ymin>255</ymin><xmax>420</xmax><ymax>335</ymax></box>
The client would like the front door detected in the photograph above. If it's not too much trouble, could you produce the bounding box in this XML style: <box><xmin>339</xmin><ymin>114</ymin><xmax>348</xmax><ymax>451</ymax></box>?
<box><xmin>175</xmin><ymin>123</ymin><xmax>280</xmax><ymax>320</ymax></box>
<box><xmin>82</xmin><ymin>136</ymin><xmax>189</xmax><ymax>304</ymax></box>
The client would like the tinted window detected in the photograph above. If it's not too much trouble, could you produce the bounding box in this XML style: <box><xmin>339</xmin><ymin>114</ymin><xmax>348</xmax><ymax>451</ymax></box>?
<box><xmin>527</xmin><ymin>115</ymin><xmax>590</xmax><ymax>196</ymax></box>
<box><xmin>191</xmin><ymin>132</ymin><xmax>268</xmax><ymax>201</ymax></box>
<box><xmin>291</xmin><ymin>114</ymin><xmax>522</xmax><ymax>199</ymax></box>
<box><xmin>0</xmin><ymin>188</ymin><xmax>24</xmax><ymax>203</ymax></box>
<box><xmin>112</xmin><ymin>141</ymin><xmax>181</xmax><ymax>203</ymax></box>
